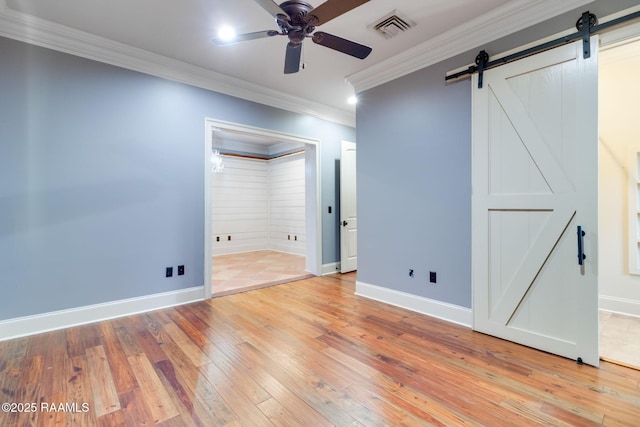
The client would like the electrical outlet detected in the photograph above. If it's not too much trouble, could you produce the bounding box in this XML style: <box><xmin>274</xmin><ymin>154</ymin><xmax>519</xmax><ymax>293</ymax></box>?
<box><xmin>166</xmin><ymin>267</ymin><xmax>173</xmax><ymax>278</ymax></box>
<box><xmin>409</xmin><ymin>269</ymin><xmax>414</xmax><ymax>278</ymax></box>
<box><xmin>178</xmin><ymin>265</ymin><xmax>185</xmax><ymax>276</ymax></box>
<box><xmin>430</xmin><ymin>271</ymin><xmax>437</xmax><ymax>283</ymax></box>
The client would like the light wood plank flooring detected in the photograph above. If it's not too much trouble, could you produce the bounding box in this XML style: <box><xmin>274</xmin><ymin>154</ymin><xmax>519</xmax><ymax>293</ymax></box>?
<box><xmin>1</xmin><ymin>273</ymin><xmax>639</xmax><ymax>426</ymax></box>
<box><xmin>212</xmin><ymin>250</ymin><xmax>311</xmax><ymax>296</ymax></box>
<box><xmin>600</xmin><ymin>310</ymin><xmax>640</xmax><ymax>370</ymax></box>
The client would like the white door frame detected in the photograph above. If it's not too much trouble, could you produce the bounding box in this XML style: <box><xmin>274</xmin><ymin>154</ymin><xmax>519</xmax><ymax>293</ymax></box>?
<box><xmin>340</xmin><ymin>140</ymin><xmax>357</xmax><ymax>273</ymax></box>
<box><xmin>203</xmin><ymin>119</ymin><xmax>322</xmax><ymax>298</ymax></box>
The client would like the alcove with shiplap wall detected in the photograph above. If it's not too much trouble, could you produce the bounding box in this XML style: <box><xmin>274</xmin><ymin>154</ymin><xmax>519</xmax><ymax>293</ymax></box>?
<box><xmin>211</xmin><ymin>152</ymin><xmax>305</xmax><ymax>256</ymax></box>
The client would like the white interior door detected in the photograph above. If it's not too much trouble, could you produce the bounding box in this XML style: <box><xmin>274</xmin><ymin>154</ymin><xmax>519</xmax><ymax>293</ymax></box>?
<box><xmin>340</xmin><ymin>140</ymin><xmax>357</xmax><ymax>273</ymax></box>
<box><xmin>472</xmin><ymin>38</ymin><xmax>599</xmax><ymax>366</ymax></box>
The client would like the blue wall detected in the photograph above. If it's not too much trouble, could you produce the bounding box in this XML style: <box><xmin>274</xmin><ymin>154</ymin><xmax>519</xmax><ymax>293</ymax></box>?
<box><xmin>0</xmin><ymin>36</ymin><xmax>354</xmax><ymax>320</ymax></box>
<box><xmin>356</xmin><ymin>0</ymin><xmax>638</xmax><ymax>309</ymax></box>
<box><xmin>357</xmin><ymin>55</ymin><xmax>472</xmax><ymax>307</ymax></box>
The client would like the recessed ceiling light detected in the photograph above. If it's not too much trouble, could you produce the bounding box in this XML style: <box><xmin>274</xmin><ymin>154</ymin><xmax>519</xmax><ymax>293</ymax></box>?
<box><xmin>217</xmin><ymin>26</ymin><xmax>237</xmax><ymax>42</ymax></box>
<box><xmin>347</xmin><ymin>96</ymin><xmax>358</xmax><ymax>105</ymax></box>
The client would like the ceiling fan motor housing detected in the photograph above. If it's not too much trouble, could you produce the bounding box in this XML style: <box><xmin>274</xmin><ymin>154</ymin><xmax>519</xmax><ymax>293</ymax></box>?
<box><xmin>277</xmin><ymin>1</ymin><xmax>316</xmax><ymax>44</ymax></box>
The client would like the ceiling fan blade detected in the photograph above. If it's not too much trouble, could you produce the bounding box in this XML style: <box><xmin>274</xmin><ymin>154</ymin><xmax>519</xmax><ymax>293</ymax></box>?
<box><xmin>311</xmin><ymin>32</ymin><xmax>372</xmax><ymax>59</ymax></box>
<box><xmin>306</xmin><ymin>0</ymin><xmax>371</xmax><ymax>26</ymax></box>
<box><xmin>284</xmin><ymin>42</ymin><xmax>302</xmax><ymax>74</ymax></box>
<box><xmin>253</xmin><ymin>0</ymin><xmax>289</xmax><ymax>19</ymax></box>
<box><xmin>212</xmin><ymin>30</ymin><xmax>279</xmax><ymax>45</ymax></box>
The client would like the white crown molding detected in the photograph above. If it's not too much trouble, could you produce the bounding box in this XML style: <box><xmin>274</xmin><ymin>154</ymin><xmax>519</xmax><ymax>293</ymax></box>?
<box><xmin>0</xmin><ymin>6</ymin><xmax>355</xmax><ymax>127</ymax></box>
<box><xmin>347</xmin><ymin>0</ymin><xmax>593</xmax><ymax>93</ymax></box>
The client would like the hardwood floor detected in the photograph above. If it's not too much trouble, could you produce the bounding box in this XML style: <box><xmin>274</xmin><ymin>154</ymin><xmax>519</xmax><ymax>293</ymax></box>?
<box><xmin>1</xmin><ymin>273</ymin><xmax>639</xmax><ymax>426</ymax></box>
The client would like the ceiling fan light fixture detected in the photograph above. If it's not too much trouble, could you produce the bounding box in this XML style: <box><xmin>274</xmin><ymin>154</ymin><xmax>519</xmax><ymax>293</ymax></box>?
<box><xmin>217</xmin><ymin>26</ymin><xmax>237</xmax><ymax>42</ymax></box>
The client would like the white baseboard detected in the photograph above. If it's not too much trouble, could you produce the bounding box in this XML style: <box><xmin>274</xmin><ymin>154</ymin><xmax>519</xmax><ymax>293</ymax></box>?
<box><xmin>322</xmin><ymin>262</ymin><xmax>341</xmax><ymax>275</ymax></box>
<box><xmin>600</xmin><ymin>295</ymin><xmax>640</xmax><ymax>317</ymax></box>
<box><xmin>355</xmin><ymin>281</ymin><xmax>472</xmax><ymax>328</ymax></box>
<box><xmin>270</xmin><ymin>244</ymin><xmax>306</xmax><ymax>256</ymax></box>
<box><xmin>0</xmin><ymin>287</ymin><xmax>204</xmax><ymax>341</ymax></box>
<box><xmin>212</xmin><ymin>243</ymin><xmax>267</xmax><ymax>256</ymax></box>
<box><xmin>213</xmin><ymin>246</ymin><xmax>306</xmax><ymax>257</ymax></box>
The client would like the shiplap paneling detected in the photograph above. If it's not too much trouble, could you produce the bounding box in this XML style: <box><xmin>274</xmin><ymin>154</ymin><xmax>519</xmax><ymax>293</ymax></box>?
<box><xmin>211</xmin><ymin>153</ymin><xmax>305</xmax><ymax>256</ymax></box>
<box><xmin>269</xmin><ymin>154</ymin><xmax>306</xmax><ymax>255</ymax></box>
<box><xmin>211</xmin><ymin>157</ymin><xmax>269</xmax><ymax>255</ymax></box>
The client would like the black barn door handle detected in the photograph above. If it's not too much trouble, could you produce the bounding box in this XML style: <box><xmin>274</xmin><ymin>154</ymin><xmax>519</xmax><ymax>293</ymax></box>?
<box><xmin>577</xmin><ymin>226</ymin><xmax>586</xmax><ymax>266</ymax></box>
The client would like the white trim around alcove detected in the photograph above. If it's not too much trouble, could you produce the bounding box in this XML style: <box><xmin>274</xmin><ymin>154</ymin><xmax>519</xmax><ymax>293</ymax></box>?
<box><xmin>204</xmin><ymin>119</ymin><xmax>322</xmax><ymax>299</ymax></box>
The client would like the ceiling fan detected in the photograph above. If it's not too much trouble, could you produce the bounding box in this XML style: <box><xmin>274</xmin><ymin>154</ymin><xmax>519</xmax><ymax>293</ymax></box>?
<box><xmin>213</xmin><ymin>0</ymin><xmax>373</xmax><ymax>74</ymax></box>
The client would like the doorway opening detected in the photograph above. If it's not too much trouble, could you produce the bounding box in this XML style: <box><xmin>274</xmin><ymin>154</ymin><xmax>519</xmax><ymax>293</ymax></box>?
<box><xmin>598</xmin><ymin>32</ymin><xmax>640</xmax><ymax>370</ymax></box>
<box><xmin>203</xmin><ymin>119</ymin><xmax>321</xmax><ymax>298</ymax></box>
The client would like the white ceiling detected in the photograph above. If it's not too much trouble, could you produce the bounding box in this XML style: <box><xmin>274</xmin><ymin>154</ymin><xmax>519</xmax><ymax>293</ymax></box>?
<box><xmin>2</xmin><ymin>0</ymin><xmax>513</xmax><ymax>119</ymax></box>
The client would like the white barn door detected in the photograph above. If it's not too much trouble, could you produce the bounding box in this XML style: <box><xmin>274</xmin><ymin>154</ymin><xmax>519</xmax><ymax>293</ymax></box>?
<box><xmin>472</xmin><ymin>39</ymin><xmax>599</xmax><ymax>366</ymax></box>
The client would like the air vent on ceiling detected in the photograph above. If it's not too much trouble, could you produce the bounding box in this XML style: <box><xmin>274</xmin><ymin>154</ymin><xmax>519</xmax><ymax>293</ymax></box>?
<box><xmin>369</xmin><ymin>10</ymin><xmax>416</xmax><ymax>39</ymax></box>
